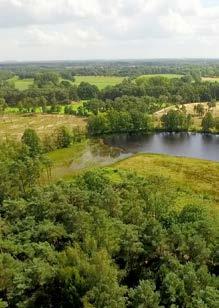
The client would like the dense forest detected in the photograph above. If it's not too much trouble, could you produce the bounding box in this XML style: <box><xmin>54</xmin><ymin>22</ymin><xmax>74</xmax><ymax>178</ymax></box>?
<box><xmin>0</xmin><ymin>135</ymin><xmax>218</xmax><ymax>307</ymax></box>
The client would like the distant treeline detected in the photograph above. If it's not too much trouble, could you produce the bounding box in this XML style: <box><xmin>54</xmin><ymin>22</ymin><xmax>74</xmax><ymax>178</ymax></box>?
<box><xmin>1</xmin><ymin>72</ymin><xmax>219</xmax><ymax>111</ymax></box>
<box><xmin>1</xmin><ymin>59</ymin><xmax>219</xmax><ymax>77</ymax></box>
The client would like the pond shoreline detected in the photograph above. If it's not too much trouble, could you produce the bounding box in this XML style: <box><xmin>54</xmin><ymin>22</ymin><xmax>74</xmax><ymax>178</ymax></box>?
<box><xmin>101</xmin><ymin>132</ymin><xmax>219</xmax><ymax>162</ymax></box>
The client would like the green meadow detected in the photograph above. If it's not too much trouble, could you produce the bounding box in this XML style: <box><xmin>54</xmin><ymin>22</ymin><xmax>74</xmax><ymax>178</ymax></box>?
<box><xmin>112</xmin><ymin>154</ymin><xmax>219</xmax><ymax>219</ymax></box>
<box><xmin>74</xmin><ymin>75</ymin><xmax>124</xmax><ymax>89</ymax></box>
<box><xmin>8</xmin><ymin>75</ymin><xmax>124</xmax><ymax>90</ymax></box>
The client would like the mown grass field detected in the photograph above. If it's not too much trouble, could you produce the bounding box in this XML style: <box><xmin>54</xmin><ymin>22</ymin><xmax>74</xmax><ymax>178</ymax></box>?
<box><xmin>154</xmin><ymin>102</ymin><xmax>219</xmax><ymax>131</ymax></box>
<box><xmin>0</xmin><ymin>113</ymin><xmax>86</xmax><ymax>140</ymax></box>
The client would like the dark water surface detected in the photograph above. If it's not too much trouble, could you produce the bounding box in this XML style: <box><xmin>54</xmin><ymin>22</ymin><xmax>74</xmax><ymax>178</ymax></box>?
<box><xmin>103</xmin><ymin>133</ymin><xmax>219</xmax><ymax>162</ymax></box>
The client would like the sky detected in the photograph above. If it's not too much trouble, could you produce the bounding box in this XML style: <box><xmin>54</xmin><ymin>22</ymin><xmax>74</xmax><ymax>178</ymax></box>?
<box><xmin>0</xmin><ymin>0</ymin><xmax>218</xmax><ymax>61</ymax></box>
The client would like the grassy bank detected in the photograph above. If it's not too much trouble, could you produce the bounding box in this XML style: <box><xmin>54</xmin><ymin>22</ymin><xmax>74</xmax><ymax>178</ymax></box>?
<box><xmin>43</xmin><ymin>142</ymin><xmax>219</xmax><ymax>219</ymax></box>
<box><xmin>112</xmin><ymin>153</ymin><xmax>219</xmax><ymax>218</ymax></box>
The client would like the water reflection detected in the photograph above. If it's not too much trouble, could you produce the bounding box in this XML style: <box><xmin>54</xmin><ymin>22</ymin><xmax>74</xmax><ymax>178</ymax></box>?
<box><xmin>70</xmin><ymin>139</ymin><xmax>131</xmax><ymax>171</ymax></box>
<box><xmin>103</xmin><ymin>133</ymin><xmax>219</xmax><ymax>162</ymax></box>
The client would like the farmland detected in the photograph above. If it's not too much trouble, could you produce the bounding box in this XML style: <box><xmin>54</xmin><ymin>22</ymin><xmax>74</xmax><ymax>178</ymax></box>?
<box><xmin>8</xmin><ymin>75</ymin><xmax>124</xmax><ymax>90</ymax></box>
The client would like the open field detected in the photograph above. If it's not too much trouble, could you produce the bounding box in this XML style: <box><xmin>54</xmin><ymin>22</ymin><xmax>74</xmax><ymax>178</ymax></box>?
<box><xmin>74</xmin><ymin>75</ymin><xmax>124</xmax><ymax>89</ymax></box>
<box><xmin>136</xmin><ymin>74</ymin><xmax>183</xmax><ymax>80</ymax></box>
<box><xmin>154</xmin><ymin>102</ymin><xmax>219</xmax><ymax>130</ymax></box>
<box><xmin>8</xmin><ymin>76</ymin><xmax>124</xmax><ymax>90</ymax></box>
<box><xmin>0</xmin><ymin>113</ymin><xmax>86</xmax><ymax>140</ymax></box>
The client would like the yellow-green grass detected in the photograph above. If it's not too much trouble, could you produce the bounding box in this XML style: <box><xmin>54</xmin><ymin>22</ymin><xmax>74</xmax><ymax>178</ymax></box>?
<box><xmin>154</xmin><ymin>102</ymin><xmax>219</xmax><ymax>131</ymax></box>
<box><xmin>112</xmin><ymin>153</ymin><xmax>219</xmax><ymax>219</ymax></box>
<box><xmin>74</xmin><ymin>76</ymin><xmax>124</xmax><ymax>89</ymax></box>
<box><xmin>202</xmin><ymin>77</ymin><xmax>219</xmax><ymax>82</ymax></box>
<box><xmin>136</xmin><ymin>74</ymin><xmax>183</xmax><ymax>81</ymax></box>
<box><xmin>0</xmin><ymin>113</ymin><xmax>86</xmax><ymax>140</ymax></box>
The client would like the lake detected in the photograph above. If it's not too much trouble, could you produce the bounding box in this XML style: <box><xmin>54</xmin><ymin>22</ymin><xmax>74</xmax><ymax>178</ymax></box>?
<box><xmin>103</xmin><ymin>132</ymin><xmax>219</xmax><ymax>162</ymax></box>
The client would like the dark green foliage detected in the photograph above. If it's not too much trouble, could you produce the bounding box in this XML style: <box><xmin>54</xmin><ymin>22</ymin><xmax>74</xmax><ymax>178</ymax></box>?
<box><xmin>21</xmin><ymin>128</ymin><xmax>42</xmax><ymax>157</ymax></box>
<box><xmin>84</xmin><ymin>95</ymin><xmax>164</xmax><ymax>115</ymax></box>
<box><xmin>201</xmin><ymin>112</ymin><xmax>215</xmax><ymax>132</ymax></box>
<box><xmin>77</xmin><ymin>82</ymin><xmax>99</xmax><ymax>100</ymax></box>
<box><xmin>161</xmin><ymin>110</ymin><xmax>193</xmax><ymax>131</ymax></box>
<box><xmin>60</xmin><ymin>70</ymin><xmax>75</xmax><ymax>81</ymax></box>
<box><xmin>0</xmin><ymin>168</ymin><xmax>217</xmax><ymax>307</ymax></box>
<box><xmin>100</xmin><ymin>77</ymin><xmax>219</xmax><ymax>103</ymax></box>
<box><xmin>34</xmin><ymin>72</ymin><xmax>60</xmax><ymax>87</ymax></box>
<box><xmin>215</xmin><ymin>117</ymin><xmax>219</xmax><ymax>130</ymax></box>
<box><xmin>195</xmin><ymin>103</ymin><xmax>205</xmax><ymax>116</ymax></box>
<box><xmin>55</xmin><ymin>126</ymin><xmax>72</xmax><ymax>148</ymax></box>
<box><xmin>129</xmin><ymin>280</ymin><xmax>160</xmax><ymax>308</ymax></box>
<box><xmin>0</xmin><ymin>141</ymin><xmax>44</xmax><ymax>200</ymax></box>
<box><xmin>0</xmin><ymin>97</ymin><xmax>7</xmax><ymax>114</ymax></box>
<box><xmin>88</xmin><ymin>110</ymin><xmax>152</xmax><ymax>135</ymax></box>
<box><xmin>69</xmin><ymin>85</ymin><xmax>79</xmax><ymax>101</ymax></box>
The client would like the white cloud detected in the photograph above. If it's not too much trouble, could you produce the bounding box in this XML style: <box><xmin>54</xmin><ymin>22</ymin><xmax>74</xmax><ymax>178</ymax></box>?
<box><xmin>0</xmin><ymin>0</ymin><xmax>218</xmax><ymax>60</ymax></box>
